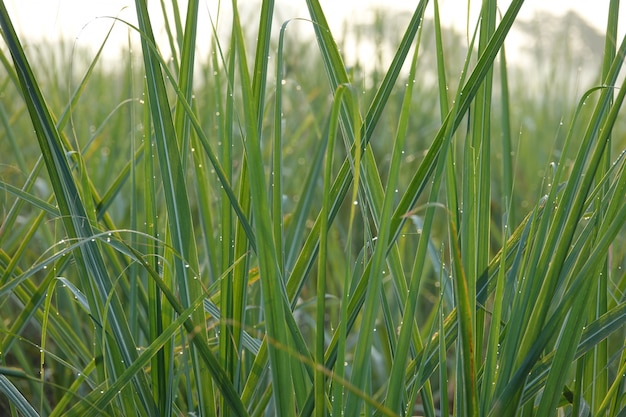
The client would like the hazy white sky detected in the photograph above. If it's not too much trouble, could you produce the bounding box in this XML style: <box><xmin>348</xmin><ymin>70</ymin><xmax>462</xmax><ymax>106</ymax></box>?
<box><xmin>3</xmin><ymin>0</ymin><xmax>624</xmax><ymax>60</ymax></box>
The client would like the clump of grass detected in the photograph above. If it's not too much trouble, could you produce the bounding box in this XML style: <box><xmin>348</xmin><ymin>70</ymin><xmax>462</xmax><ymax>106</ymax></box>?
<box><xmin>1</xmin><ymin>1</ymin><xmax>625</xmax><ymax>416</ymax></box>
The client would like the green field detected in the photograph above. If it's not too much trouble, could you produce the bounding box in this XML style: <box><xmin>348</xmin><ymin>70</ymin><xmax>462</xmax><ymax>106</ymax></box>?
<box><xmin>1</xmin><ymin>1</ymin><xmax>625</xmax><ymax>416</ymax></box>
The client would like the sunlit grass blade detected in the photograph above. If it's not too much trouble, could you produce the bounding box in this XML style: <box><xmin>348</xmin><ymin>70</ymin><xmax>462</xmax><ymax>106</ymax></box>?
<box><xmin>456</xmin><ymin>1</ymin><xmax>497</xmax><ymax>414</ymax></box>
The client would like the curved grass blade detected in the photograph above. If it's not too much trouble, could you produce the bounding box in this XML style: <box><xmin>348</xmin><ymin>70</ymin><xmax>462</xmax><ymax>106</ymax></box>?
<box><xmin>0</xmin><ymin>4</ymin><xmax>157</xmax><ymax>414</ymax></box>
<box><xmin>0</xmin><ymin>375</ymin><xmax>39</xmax><ymax>417</ymax></box>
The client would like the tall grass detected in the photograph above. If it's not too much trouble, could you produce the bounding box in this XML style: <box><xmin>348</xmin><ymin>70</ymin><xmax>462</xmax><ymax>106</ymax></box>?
<box><xmin>1</xmin><ymin>1</ymin><xmax>625</xmax><ymax>416</ymax></box>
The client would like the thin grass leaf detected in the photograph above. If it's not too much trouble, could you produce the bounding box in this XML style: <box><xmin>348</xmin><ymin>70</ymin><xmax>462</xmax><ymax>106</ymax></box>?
<box><xmin>134</xmin><ymin>2</ymin><xmax>217</xmax><ymax>414</ymax></box>
<box><xmin>0</xmin><ymin>375</ymin><xmax>39</xmax><ymax>417</ymax></box>
<box><xmin>580</xmin><ymin>1</ymin><xmax>620</xmax><ymax>414</ymax></box>
<box><xmin>0</xmin><ymin>4</ymin><xmax>157</xmax><ymax>414</ymax></box>
<box><xmin>231</xmin><ymin>3</ymin><xmax>297</xmax><ymax>415</ymax></box>
<box><xmin>380</xmin><ymin>30</ymin><xmax>422</xmax><ymax>414</ymax></box>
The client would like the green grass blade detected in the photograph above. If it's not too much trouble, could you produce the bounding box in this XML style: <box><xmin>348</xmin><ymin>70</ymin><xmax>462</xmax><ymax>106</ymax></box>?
<box><xmin>0</xmin><ymin>375</ymin><xmax>39</xmax><ymax>417</ymax></box>
<box><xmin>380</xmin><ymin>34</ymin><xmax>422</xmax><ymax>414</ymax></box>
<box><xmin>390</xmin><ymin>0</ymin><xmax>525</xmax><ymax>241</ymax></box>
<box><xmin>231</xmin><ymin>3</ymin><xmax>296</xmax><ymax>415</ymax></box>
<box><xmin>111</xmin><ymin>239</ymin><xmax>249</xmax><ymax>416</ymax></box>
<box><xmin>581</xmin><ymin>1</ymin><xmax>619</xmax><ymax>413</ymax></box>
<box><xmin>536</xmin><ymin>82</ymin><xmax>626</xmax><ymax>416</ymax></box>
<box><xmin>134</xmin><ymin>0</ymin><xmax>218</xmax><ymax>414</ymax></box>
<box><xmin>0</xmin><ymin>3</ymin><xmax>157</xmax><ymax>414</ymax></box>
<box><xmin>315</xmin><ymin>84</ymin><xmax>355</xmax><ymax>417</ymax></box>
<box><xmin>2</xmin><ymin>2</ymin><xmax>625</xmax><ymax>417</ymax></box>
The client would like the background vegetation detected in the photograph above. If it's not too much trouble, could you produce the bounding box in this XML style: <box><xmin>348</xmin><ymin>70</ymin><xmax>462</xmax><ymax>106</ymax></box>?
<box><xmin>0</xmin><ymin>1</ymin><xmax>625</xmax><ymax>416</ymax></box>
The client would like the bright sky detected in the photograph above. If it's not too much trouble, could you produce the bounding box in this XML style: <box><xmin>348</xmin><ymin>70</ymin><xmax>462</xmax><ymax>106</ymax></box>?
<box><xmin>3</xmin><ymin>0</ymin><xmax>624</xmax><ymax>61</ymax></box>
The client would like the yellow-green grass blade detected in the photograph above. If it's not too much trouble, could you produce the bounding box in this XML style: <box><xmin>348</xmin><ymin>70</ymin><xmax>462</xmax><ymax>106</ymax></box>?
<box><xmin>175</xmin><ymin>1</ymin><xmax>218</xmax><ymax>413</ymax></box>
<box><xmin>223</xmin><ymin>3</ymin><xmax>278</xmax><ymax>411</ymax></box>
<box><xmin>480</xmin><ymin>215</ymin><xmax>509</xmax><ymax>415</ymax></box>
<box><xmin>274</xmin><ymin>18</ymin><xmax>288</xmax><ymax>275</ymax></box>
<box><xmin>449</xmin><ymin>216</ymin><xmax>478</xmax><ymax>416</ymax></box>
<box><xmin>216</xmin><ymin>29</ymin><xmax>243</xmax><ymax>415</ymax></box>
<box><xmin>457</xmin><ymin>1</ymin><xmax>497</xmax><ymax>414</ymax></box>
<box><xmin>142</xmin><ymin>90</ymin><xmax>175</xmax><ymax>415</ymax></box>
<box><xmin>462</xmin><ymin>0</ymin><xmax>496</xmax><ymax>391</ymax></box>
<box><xmin>333</xmin><ymin>110</ymin><xmax>363</xmax><ymax>417</ymax></box>
<box><xmin>437</xmin><ymin>280</ymin><xmax>450</xmax><ymax>417</ymax></box>
<box><xmin>221</xmin><ymin>2</ymin><xmax>256</xmax><ymax>411</ymax></box>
